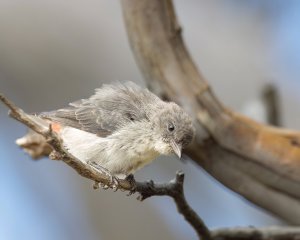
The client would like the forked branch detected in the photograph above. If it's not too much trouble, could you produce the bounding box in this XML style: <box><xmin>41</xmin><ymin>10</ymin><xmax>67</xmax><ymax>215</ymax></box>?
<box><xmin>136</xmin><ymin>171</ymin><xmax>211</xmax><ymax>240</ymax></box>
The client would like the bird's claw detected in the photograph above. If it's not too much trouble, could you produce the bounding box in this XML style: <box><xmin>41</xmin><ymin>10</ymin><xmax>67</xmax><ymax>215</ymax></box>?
<box><xmin>111</xmin><ymin>176</ymin><xmax>119</xmax><ymax>192</ymax></box>
<box><xmin>89</xmin><ymin>161</ymin><xmax>119</xmax><ymax>191</ymax></box>
<box><xmin>125</xmin><ymin>174</ymin><xmax>136</xmax><ymax>196</ymax></box>
<box><xmin>126</xmin><ymin>190</ymin><xmax>135</xmax><ymax>196</ymax></box>
<box><xmin>98</xmin><ymin>175</ymin><xmax>119</xmax><ymax>191</ymax></box>
<box><xmin>125</xmin><ymin>174</ymin><xmax>135</xmax><ymax>184</ymax></box>
<box><xmin>93</xmin><ymin>181</ymin><xmax>100</xmax><ymax>189</ymax></box>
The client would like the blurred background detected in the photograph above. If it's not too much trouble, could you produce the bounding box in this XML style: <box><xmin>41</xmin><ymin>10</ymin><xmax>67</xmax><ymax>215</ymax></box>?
<box><xmin>0</xmin><ymin>0</ymin><xmax>300</xmax><ymax>239</ymax></box>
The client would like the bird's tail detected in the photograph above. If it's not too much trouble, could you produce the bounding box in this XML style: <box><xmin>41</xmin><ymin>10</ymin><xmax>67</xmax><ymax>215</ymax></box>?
<box><xmin>0</xmin><ymin>93</ymin><xmax>52</xmax><ymax>159</ymax></box>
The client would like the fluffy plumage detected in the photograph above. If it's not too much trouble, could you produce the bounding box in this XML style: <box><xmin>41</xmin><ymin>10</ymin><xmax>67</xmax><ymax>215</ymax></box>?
<box><xmin>40</xmin><ymin>82</ymin><xmax>194</xmax><ymax>176</ymax></box>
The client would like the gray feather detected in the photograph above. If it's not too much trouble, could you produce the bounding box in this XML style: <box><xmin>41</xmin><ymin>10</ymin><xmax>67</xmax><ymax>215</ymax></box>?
<box><xmin>40</xmin><ymin>82</ymin><xmax>162</xmax><ymax>137</ymax></box>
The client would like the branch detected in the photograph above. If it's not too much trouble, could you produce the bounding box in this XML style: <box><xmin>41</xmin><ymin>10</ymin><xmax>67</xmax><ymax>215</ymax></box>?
<box><xmin>262</xmin><ymin>84</ymin><xmax>281</xmax><ymax>127</ymax></box>
<box><xmin>0</xmin><ymin>94</ymin><xmax>131</xmax><ymax>189</ymax></box>
<box><xmin>211</xmin><ymin>227</ymin><xmax>300</xmax><ymax>240</ymax></box>
<box><xmin>136</xmin><ymin>171</ymin><xmax>212</xmax><ymax>240</ymax></box>
<box><xmin>0</xmin><ymin>93</ymin><xmax>211</xmax><ymax>240</ymax></box>
<box><xmin>121</xmin><ymin>0</ymin><xmax>300</xmax><ymax>223</ymax></box>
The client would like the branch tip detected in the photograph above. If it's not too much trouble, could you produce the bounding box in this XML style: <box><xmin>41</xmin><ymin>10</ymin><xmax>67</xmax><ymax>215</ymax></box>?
<box><xmin>0</xmin><ymin>93</ymin><xmax>18</xmax><ymax>113</ymax></box>
<box><xmin>175</xmin><ymin>170</ymin><xmax>184</xmax><ymax>183</ymax></box>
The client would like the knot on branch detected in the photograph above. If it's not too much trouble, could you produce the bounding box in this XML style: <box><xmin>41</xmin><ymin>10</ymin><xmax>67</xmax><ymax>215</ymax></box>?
<box><xmin>135</xmin><ymin>171</ymin><xmax>185</xmax><ymax>201</ymax></box>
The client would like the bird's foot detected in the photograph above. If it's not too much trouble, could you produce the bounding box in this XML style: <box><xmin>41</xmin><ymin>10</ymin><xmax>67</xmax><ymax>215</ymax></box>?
<box><xmin>125</xmin><ymin>174</ymin><xmax>136</xmax><ymax>196</ymax></box>
<box><xmin>89</xmin><ymin>161</ymin><xmax>119</xmax><ymax>191</ymax></box>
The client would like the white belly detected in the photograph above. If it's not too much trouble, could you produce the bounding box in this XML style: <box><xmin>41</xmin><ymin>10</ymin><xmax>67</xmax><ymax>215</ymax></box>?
<box><xmin>60</xmin><ymin>127</ymin><xmax>159</xmax><ymax>175</ymax></box>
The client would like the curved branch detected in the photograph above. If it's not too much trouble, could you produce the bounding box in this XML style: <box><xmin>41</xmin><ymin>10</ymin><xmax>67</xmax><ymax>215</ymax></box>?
<box><xmin>262</xmin><ymin>84</ymin><xmax>281</xmax><ymax>126</ymax></box>
<box><xmin>136</xmin><ymin>171</ymin><xmax>212</xmax><ymax>240</ymax></box>
<box><xmin>121</xmin><ymin>0</ymin><xmax>300</xmax><ymax>223</ymax></box>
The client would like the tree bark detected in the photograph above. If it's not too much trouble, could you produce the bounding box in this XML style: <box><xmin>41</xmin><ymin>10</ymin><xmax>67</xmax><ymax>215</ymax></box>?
<box><xmin>121</xmin><ymin>0</ymin><xmax>300</xmax><ymax>224</ymax></box>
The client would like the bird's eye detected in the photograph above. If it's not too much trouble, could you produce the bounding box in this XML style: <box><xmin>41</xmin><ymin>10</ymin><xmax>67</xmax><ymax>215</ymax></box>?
<box><xmin>168</xmin><ymin>123</ymin><xmax>175</xmax><ymax>132</ymax></box>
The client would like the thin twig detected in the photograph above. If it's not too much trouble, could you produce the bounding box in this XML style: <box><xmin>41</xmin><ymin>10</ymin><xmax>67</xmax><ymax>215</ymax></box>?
<box><xmin>0</xmin><ymin>93</ymin><xmax>132</xmax><ymax>189</ymax></box>
<box><xmin>0</xmin><ymin>93</ymin><xmax>211</xmax><ymax>240</ymax></box>
<box><xmin>135</xmin><ymin>171</ymin><xmax>212</xmax><ymax>240</ymax></box>
<box><xmin>262</xmin><ymin>84</ymin><xmax>281</xmax><ymax>127</ymax></box>
<box><xmin>211</xmin><ymin>226</ymin><xmax>300</xmax><ymax>240</ymax></box>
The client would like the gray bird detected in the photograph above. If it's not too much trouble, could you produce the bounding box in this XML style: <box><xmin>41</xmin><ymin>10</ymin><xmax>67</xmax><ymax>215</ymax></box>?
<box><xmin>40</xmin><ymin>82</ymin><xmax>195</xmax><ymax>178</ymax></box>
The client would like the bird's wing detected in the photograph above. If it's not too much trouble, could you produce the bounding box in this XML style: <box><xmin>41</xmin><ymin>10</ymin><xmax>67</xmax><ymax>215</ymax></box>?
<box><xmin>40</xmin><ymin>82</ymin><xmax>161</xmax><ymax>137</ymax></box>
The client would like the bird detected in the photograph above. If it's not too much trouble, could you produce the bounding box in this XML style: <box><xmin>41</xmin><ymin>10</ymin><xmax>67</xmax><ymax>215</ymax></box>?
<box><xmin>39</xmin><ymin>82</ymin><xmax>195</xmax><ymax>180</ymax></box>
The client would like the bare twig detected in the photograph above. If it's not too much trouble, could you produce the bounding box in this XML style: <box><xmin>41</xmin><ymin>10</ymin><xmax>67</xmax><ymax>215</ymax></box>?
<box><xmin>262</xmin><ymin>84</ymin><xmax>281</xmax><ymax>127</ymax></box>
<box><xmin>0</xmin><ymin>93</ymin><xmax>211</xmax><ymax>240</ymax></box>
<box><xmin>136</xmin><ymin>171</ymin><xmax>212</xmax><ymax>240</ymax></box>
<box><xmin>211</xmin><ymin>226</ymin><xmax>300</xmax><ymax>240</ymax></box>
<box><xmin>0</xmin><ymin>93</ymin><xmax>131</xmax><ymax>189</ymax></box>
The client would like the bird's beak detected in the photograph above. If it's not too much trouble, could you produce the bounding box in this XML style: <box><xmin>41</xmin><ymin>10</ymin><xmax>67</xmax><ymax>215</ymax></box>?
<box><xmin>171</xmin><ymin>140</ymin><xmax>182</xmax><ymax>158</ymax></box>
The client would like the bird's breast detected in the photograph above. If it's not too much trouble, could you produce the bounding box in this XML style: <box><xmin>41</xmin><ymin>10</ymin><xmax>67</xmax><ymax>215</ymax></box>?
<box><xmin>59</xmin><ymin>126</ymin><xmax>160</xmax><ymax>175</ymax></box>
<box><xmin>125</xmin><ymin>148</ymin><xmax>159</xmax><ymax>174</ymax></box>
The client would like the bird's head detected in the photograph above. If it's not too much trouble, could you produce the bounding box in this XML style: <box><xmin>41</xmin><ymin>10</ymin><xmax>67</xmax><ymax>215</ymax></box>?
<box><xmin>152</xmin><ymin>103</ymin><xmax>195</xmax><ymax>158</ymax></box>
